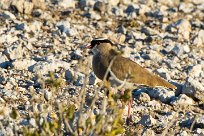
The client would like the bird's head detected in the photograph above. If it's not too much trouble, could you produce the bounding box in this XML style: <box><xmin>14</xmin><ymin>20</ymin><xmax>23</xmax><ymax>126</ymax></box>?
<box><xmin>87</xmin><ymin>38</ymin><xmax>115</xmax><ymax>55</ymax></box>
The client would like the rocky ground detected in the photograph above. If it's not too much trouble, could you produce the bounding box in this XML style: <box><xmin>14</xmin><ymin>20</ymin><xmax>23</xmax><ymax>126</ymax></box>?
<box><xmin>0</xmin><ymin>0</ymin><xmax>204</xmax><ymax>135</ymax></box>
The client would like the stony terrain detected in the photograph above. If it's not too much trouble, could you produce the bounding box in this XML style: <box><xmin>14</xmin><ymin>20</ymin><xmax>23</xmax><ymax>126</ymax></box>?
<box><xmin>0</xmin><ymin>0</ymin><xmax>204</xmax><ymax>135</ymax></box>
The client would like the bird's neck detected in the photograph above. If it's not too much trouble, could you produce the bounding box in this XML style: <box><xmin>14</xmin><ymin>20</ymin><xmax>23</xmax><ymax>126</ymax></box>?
<box><xmin>99</xmin><ymin>49</ymin><xmax>121</xmax><ymax>63</ymax></box>
<box><xmin>92</xmin><ymin>47</ymin><xmax>100</xmax><ymax>55</ymax></box>
<box><xmin>92</xmin><ymin>47</ymin><xmax>113</xmax><ymax>56</ymax></box>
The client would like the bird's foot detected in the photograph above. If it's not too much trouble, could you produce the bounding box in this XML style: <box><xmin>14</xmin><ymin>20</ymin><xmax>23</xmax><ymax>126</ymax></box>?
<box><xmin>126</xmin><ymin>115</ymin><xmax>132</xmax><ymax>126</ymax></box>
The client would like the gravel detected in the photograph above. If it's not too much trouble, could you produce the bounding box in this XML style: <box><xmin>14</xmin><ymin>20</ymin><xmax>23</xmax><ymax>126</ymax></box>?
<box><xmin>0</xmin><ymin>0</ymin><xmax>203</xmax><ymax>135</ymax></box>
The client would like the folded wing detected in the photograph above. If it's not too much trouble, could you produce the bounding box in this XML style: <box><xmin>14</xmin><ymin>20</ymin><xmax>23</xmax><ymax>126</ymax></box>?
<box><xmin>111</xmin><ymin>56</ymin><xmax>176</xmax><ymax>89</ymax></box>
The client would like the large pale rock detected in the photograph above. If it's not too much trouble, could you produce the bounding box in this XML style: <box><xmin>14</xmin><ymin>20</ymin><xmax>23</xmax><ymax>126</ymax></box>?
<box><xmin>176</xmin><ymin>19</ymin><xmax>191</xmax><ymax>40</ymax></box>
<box><xmin>147</xmin><ymin>88</ymin><xmax>175</xmax><ymax>103</ymax></box>
<box><xmin>194</xmin><ymin>128</ymin><xmax>204</xmax><ymax>136</ymax></box>
<box><xmin>171</xmin><ymin>44</ymin><xmax>184</xmax><ymax>56</ymax></box>
<box><xmin>11</xmin><ymin>0</ymin><xmax>34</xmax><ymax>14</ymax></box>
<box><xmin>0</xmin><ymin>53</ymin><xmax>10</xmax><ymax>68</ymax></box>
<box><xmin>179</xmin><ymin>2</ymin><xmax>194</xmax><ymax>13</ymax></box>
<box><xmin>24</xmin><ymin>1</ymin><xmax>34</xmax><ymax>14</ymax></box>
<box><xmin>193</xmin><ymin>30</ymin><xmax>204</xmax><ymax>47</ymax></box>
<box><xmin>0</xmin><ymin>68</ymin><xmax>6</xmax><ymax>84</ymax></box>
<box><xmin>166</xmin><ymin>19</ymin><xmax>191</xmax><ymax>41</ymax></box>
<box><xmin>29</xmin><ymin>118</ymin><xmax>37</xmax><ymax>127</ymax></box>
<box><xmin>188</xmin><ymin>64</ymin><xmax>203</xmax><ymax>78</ymax></box>
<box><xmin>108</xmin><ymin>0</ymin><xmax>120</xmax><ymax>6</ymax></box>
<box><xmin>11</xmin><ymin>0</ymin><xmax>24</xmax><ymax>13</ymax></box>
<box><xmin>65</xmin><ymin>70</ymin><xmax>96</xmax><ymax>86</ymax></box>
<box><xmin>139</xmin><ymin>4</ymin><xmax>151</xmax><ymax>15</ymax></box>
<box><xmin>4</xmin><ymin>44</ymin><xmax>25</xmax><ymax>60</ymax></box>
<box><xmin>138</xmin><ymin>92</ymin><xmax>151</xmax><ymax>102</ymax></box>
<box><xmin>157</xmin><ymin>0</ymin><xmax>180</xmax><ymax>6</ymax></box>
<box><xmin>190</xmin><ymin>0</ymin><xmax>204</xmax><ymax>4</ymax></box>
<box><xmin>147</xmin><ymin>100</ymin><xmax>161</xmax><ymax>110</ymax></box>
<box><xmin>2</xmin><ymin>11</ymin><xmax>16</xmax><ymax>20</ymax></box>
<box><xmin>4</xmin><ymin>77</ymin><xmax>18</xmax><ymax>90</ymax></box>
<box><xmin>148</xmin><ymin>50</ymin><xmax>163</xmax><ymax>62</ymax></box>
<box><xmin>0</xmin><ymin>0</ymin><xmax>11</xmax><ymax>10</ymax></box>
<box><xmin>12</xmin><ymin>59</ymin><xmax>36</xmax><ymax>70</ymax></box>
<box><xmin>182</xmin><ymin>77</ymin><xmax>204</xmax><ymax>101</ymax></box>
<box><xmin>170</xmin><ymin>94</ymin><xmax>194</xmax><ymax>105</ymax></box>
<box><xmin>0</xmin><ymin>105</ymin><xmax>10</xmax><ymax>119</ymax></box>
<box><xmin>196</xmin><ymin>115</ymin><xmax>204</xmax><ymax>128</ymax></box>
<box><xmin>156</xmin><ymin>68</ymin><xmax>171</xmax><ymax>80</ymax></box>
<box><xmin>28</xmin><ymin>21</ymin><xmax>42</xmax><ymax>33</ymax></box>
<box><xmin>58</xmin><ymin>0</ymin><xmax>76</xmax><ymax>8</ymax></box>
<box><xmin>56</xmin><ymin>20</ymin><xmax>78</xmax><ymax>36</ymax></box>
<box><xmin>139</xmin><ymin>114</ymin><xmax>157</xmax><ymax>127</ymax></box>
<box><xmin>32</xmin><ymin>0</ymin><xmax>46</xmax><ymax>9</ymax></box>
<box><xmin>142</xmin><ymin>129</ymin><xmax>155</xmax><ymax>136</ymax></box>
<box><xmin>44</xmin><ymin>89</ymin><xmax>52</xmax><ymax>101</ymax></box>
<box><xmin>30</xmin><ymin>60</ymin><xmax>70</xmax><ymax>75</ymax></box>
<box><xmin>0</xmin><ymin>34</ymin><xmax>18</xmax><ymax>44</ymax></box>
<box><xmin>158</xmin><ymin>112</ymin><xmax>178</xmax><ymax>127</ymax></box>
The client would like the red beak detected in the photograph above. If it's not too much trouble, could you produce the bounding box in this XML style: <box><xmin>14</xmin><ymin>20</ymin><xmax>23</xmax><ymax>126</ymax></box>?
<box><xmin>86</xmin><ymin>45</ymin><xmax>92</xmax><ymax>49</ymax></box>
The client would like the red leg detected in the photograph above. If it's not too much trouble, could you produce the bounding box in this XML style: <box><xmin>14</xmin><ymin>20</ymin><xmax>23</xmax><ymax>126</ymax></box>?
<box><xmin>128</xmin><ymin>98</ymin><xmax>132</xmax><ymax>118</ymax></box>
<box><xmin>118</xmin><ymin>89</ymin><xmax>132</xmax><ymax>125</ymax></box>
<box><xmin>126</xmin><ymin>98</ymin><xmax>132</xmax><ymax>125</ymax></box>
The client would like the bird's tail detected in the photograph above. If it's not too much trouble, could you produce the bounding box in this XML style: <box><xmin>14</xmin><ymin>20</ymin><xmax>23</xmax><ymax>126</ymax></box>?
<box><xmin>153</xmin><ymin>75</ymin><xmax>177</xmax><ymax>90</ymax></box>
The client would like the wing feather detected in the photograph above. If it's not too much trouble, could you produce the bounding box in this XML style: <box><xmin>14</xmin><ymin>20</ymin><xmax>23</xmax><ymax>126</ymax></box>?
<box><xmin>111</xmin><ymin>56</ymin><xmax>176</xmax><ymax>89</ymax></box>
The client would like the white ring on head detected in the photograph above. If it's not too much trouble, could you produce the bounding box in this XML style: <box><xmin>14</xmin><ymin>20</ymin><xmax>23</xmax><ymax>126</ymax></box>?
<box><xmin>93</xmin><ymin>38</ymin><xmax>107</xmax><ymax>41</ymax></box>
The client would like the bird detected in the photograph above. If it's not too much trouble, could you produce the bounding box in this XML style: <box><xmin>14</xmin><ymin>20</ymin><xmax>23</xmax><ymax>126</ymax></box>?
<box><xmin>88</xmin><ymin>38</ymin><xmax>176</xmax><ymax>89</ymax></box>
<box><xmin>87</xmin><ymin>38</ymin><xmax>176</xmax><ymax>122</ymax></box>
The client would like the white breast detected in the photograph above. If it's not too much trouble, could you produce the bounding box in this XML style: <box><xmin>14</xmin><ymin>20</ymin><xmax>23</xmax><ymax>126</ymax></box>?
<box><xmin>91</xmin><ymin>46</ymin><xmax>99</xmax><ymax>55</ymax></box>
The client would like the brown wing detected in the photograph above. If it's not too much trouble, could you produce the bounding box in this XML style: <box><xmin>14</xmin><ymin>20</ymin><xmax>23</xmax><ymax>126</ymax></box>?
<box><xmin>111</xmin><ymin>56</ymin><xmax>176</xmax><ymax>89</ymax></box>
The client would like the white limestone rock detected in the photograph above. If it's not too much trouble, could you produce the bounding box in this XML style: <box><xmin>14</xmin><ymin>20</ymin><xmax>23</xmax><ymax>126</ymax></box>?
<box><xmin>166</xmin><ymin>19</ymin><xmax>191</xmax><ymax>41</ymax></box>
<box><xmin>156</xmin><ymin>68</ymin><xmax>171</xmax><ymax>80</ymax></box>
<box><xmin>196</xmin><ymin>115</ymin><xmax>204</xmax><ymax>128</ymax></box>
<box><xmin>11</xmin><ymin>0</ymin><xmax>33</xmax><ymax>14</ymax></box>
<box><xmin>29</xmin><ymin>118</ymin><xmax>37</xmax><ymax>127</ymax></box>
<box><xmin>44</xmin><ymin>89</ymin><xmax>52</xmax><ymax>101</ymax></box>
<box><xmin>147</xmin><ymin>100</ymin><xmax>161</xmax><ymax>110</ymax></box>
<box><xmin>30</xmin><ymin>60</ymin><xmax>70</xmax><ymax>75</ymax></box>
<box><xmin>194</xmin><ymin>128</ymin><xmax>204</xmax><ymax>136</ymax></box>
<box><xmin>58</xmin><ymin>0</ymin><xmax>76</xmax><ymax>8</ymax></box>
<box><xmin>193</xmin><ymin>30</ymin><xmax>204</xmax><ymax>47</ymax></box>
<box><xmin>138</xmin><ymin>92</ymin><xmax>151</xmax><ymax>102</ymax></box>
<box><xmin>182</xmin><ymin>77</ymin><xmax>204</xmax><ymax>101</ymax></box>
<box><xmin>0</xmin><ymin>53</ymin><xmax>10</xmax><ymax>68</ymax></box>
<box><xmin>11</xmin><ymin>0</ymin><xmax>24</xmax><ymax>13</ymax></box>
<box><xmin>4</xmin><ymin>44</ymin><xmax>26</xmax><ymax>60</ymax></box>
<box><xmin>170</xmin><ymin>94</ymin><xmax>194</xmax><ymax>106</ymax></box>
<box><xmin>23</xmin><ymin>1</ymin><xmax>34</xmax><ymax>14</ymax></box>
<box><xmin>147</xmin><ymin>88</ymin><xmax>175</xmax><ymax>103</ymax></box>
<box><xmin>0</xmin><ymin>0</ymin><xmax>11</xmax><ymax>10</ymax></box>
<box><xmin>12</xmin><ymin>59</ymin><xmax>36</xmax><ymax>70</ymax></box>
<box><xmin>0</xmin><ymin>34</ymin><xmax>18</xmax><ymax>44</ymax></box>
<box><xmin>138</xmin><ymin>114</ymin><xmax>157</xmax><ymax>127</ymax></box>
<box><xmin>2</xmin><ymin>11</ymin><xmax>16</xmax><ymax>20</ymax></box>
<box><xmin>148</xmin><ymin>50</ymin><xmax>163</xmax><ymax>62</ymax></box>
<box><xmin>188</xmin><ymin>64</ymin><xmax>203</xmax><ymax>78</ymax></box>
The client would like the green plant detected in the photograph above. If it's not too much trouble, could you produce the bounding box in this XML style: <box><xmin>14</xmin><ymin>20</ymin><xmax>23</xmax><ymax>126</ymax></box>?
<box><xmin>20</xmin><ymin>62</ymin><xmax>126</xmax><ymax>135</ymax></box>
<box><xmin>45</xmin><ymin>71</ymin><xmax>66</xmax><ymax>89</ymax></box>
